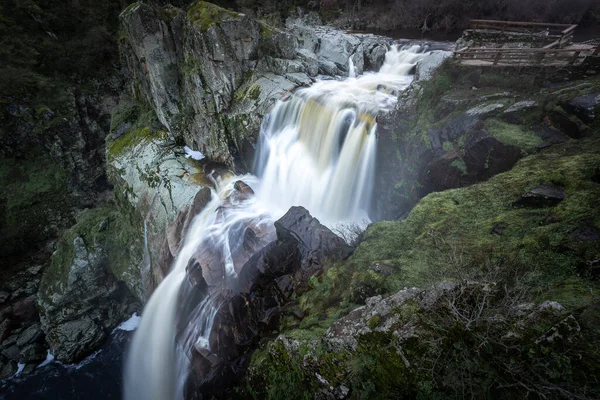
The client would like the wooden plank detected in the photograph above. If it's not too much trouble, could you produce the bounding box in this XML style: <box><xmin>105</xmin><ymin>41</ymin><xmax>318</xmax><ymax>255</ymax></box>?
<box><xmin>460</xmin><ymin>47</ymin><xmax>583</xmax><ymax>53</ymax></box>
<box><xmin>470</xmin><ymin>19</ymin><xmax>572</xmax><ymax>28</ymax></box>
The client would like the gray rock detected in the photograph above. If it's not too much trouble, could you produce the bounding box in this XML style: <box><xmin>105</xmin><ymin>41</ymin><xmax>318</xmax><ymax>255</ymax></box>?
<box><xmin>563</xmin><ymin>93</ymin><xmax>600</xmax><ymax>123</ymax></box>
<box><xmin>16</xmin><ymin>324</ymin><xmax>43</xmax><ymax>347</ymax></box>
<box><xmin>415</xmin><ymin>50</ymin><xmax>452</xmax><ymax>81</ymax></box>
<box><xmin>465</xmin><ymin>103</ymin><xmax>505</xmax><ymax>117</ymax></box>
<box><xmin>38</xmin><ymin>230</ymin><xmax>138</xmax><ymax>362</ymax></box>
<box><xmin>504</xmin><ymin>100</ymin><xmax>538</xmax><ymax>114</ymax></box>
<box><xmin>514</xmin><ymin>184</ymin><xmax>565</xmax><ymax>208</ymax></box>
<box><xmin>318</xmin><ymin>59</ymin><xmax>338</xmax><ymax>76</ymax></box>
<box><xmin>0</xmin><ymin>359</ymin><xmax>17</xmax><ymax>379</ymax></box>
<box><xmin>19</xmin><ymin>343</ymin><xmax>46</xmax><ymax>363</ymax></box>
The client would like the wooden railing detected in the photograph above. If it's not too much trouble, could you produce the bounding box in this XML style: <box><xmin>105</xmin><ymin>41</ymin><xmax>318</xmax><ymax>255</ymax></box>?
<box><xmin>470</xmin><ymin>19</ymin><xmax>577</xmax><ymax>48</ymax></box>
<box><xmin>454</xmin><ymin>46</ymin><xmax>599</xmax><ymax>66</ymax></box>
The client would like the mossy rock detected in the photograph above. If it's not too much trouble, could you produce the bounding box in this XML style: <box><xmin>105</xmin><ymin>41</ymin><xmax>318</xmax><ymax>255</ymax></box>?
<box><xmin>353</xmin><ymin>134</ymin><xmax>600</xmax><ymax>294</ymax></box>
<box><xmin>187</xmin><ymin>1</ymin><xmax>242</xmax><ymax>31</ymax></box>
<box><xmin>39</xmin><ymin>204</ymin><xmax>143</xmax><ymax>300</ymax></box>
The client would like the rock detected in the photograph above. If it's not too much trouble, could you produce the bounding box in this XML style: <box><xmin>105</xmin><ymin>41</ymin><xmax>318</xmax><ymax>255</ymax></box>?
<box><xmin>37</xmin><ymin>220</ymin><xmax>139</xmax><ymax>363</ymax></box>
<box><xmin>503</xmin><ymin>100</ymin><xmax>538</xmax><ymax>124</ymax></box>
<box><xmin>548</xmin><ymin>109</ymin><xmax>589</xmax><ymax>139</ymax></box>
<box><xmin>491</xmin><ymin>223</ymin><xmax>506</xmax><ymax>235</ymax></box>
<box><xmin>167</xmin><ymin>187</ymin><xmax>213</xmax><ymax>258</ymax></box>
<box><xmin>274</xmin><ymin>206</ymin><xmax>353</xmax><ymax>269</ymax></box>
<box><xmin>562</xmin><ymin>93</ymin><xmax>600</xmax><ymax>123</ymax></box>
<box><xmin>45</xmin><ymin>318</ymin><xmax>106</xmax><ymax>362</ymax></box>
<box><xmin>0</xmin><ymin>359</ymin><xmax>17</xmax><ymax>379</ymax></box>
<box><xmin>318</xmin><ymin>59</ymin><xmax>338</xmax><ymax>76</ymax></box>
<box><xmin>369</xmin><ymin>263</ymin><xmax>394</xmax><ymax>276</ymax></box>
<box><xmin>19</xmin><ymin>343</ymin><xmax>46</xmax><ymax>363</ymax></box>
<box><xmin>414</xmin><ymin>50</ymin><xmax>452</xmax><ymax>81</ymax></box>
<box><xmin>568</xmin><ymin>225</ymin><xmax>600</xmax><ymax>242</ymax></box>
<box><xmin>536</xmin><ymin>126</ymin><xmax>569</xmax><ymax>149</ymax></box>
<box><xmin>1</xmin><ymin>345</ymin><xmax>20</xmax><ymax>361</ymax></box>
<box><xmin>514</xmin><ymin>184</ymin><xmax>565</xmax><ymax>208</ymax></box>
<box><xmin>0</xmin><ymin>318</ymin><xmax>12</xmax><ymax>344</ymax></box>
<box><xmin>233</xmin><ymin>180</ymin><xmax>255</xmax><ymax>200</ymax></box>
<box><xmin>16</xmin><ymin>324</ymin><xmax>43</xmax><ymax>347</ymax></box>
<box><xmin>465</xmin><ymin>103</ymin><xmax>504</xmax><ymax>118</ymax></box>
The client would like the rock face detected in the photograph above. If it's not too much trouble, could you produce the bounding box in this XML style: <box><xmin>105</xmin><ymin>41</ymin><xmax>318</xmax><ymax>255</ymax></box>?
<box><xmin>37</xmin><ymin>207</ymin><xmax>140</xmax><ymax>363</ymax></box>
<box><xmin>0</xmin><ymin>264</ymin><xmax>47</xmax><ymax>378</ymax></box>
<box><xmin>375</xmin><ymin>57</ymin><xmax>598</xmax><ymax>219</ymax></box>
<box><xmin>117</xmin><ymin>2</ymin><xmax>390</xmax><ymax>169</ymax></box>
<box><xmin>184</xmin><ymin>206</ymin><xmax>351</xmax><ymax>394</ymax></box>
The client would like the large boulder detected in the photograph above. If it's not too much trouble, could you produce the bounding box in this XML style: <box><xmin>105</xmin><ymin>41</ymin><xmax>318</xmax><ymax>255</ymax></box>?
<box><xmin>184</xmin><ymin>206</ymin><xmax>351</xmax><ymax>394</ymax></box>
<box><xmin>37</xmin><ymin>206</ymin><xmax>140</xmax><ymax>363</ymax></box>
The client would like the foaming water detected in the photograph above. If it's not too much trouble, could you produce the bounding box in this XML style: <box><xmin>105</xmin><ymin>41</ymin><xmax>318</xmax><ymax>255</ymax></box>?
<box><xmin>254</xmin><ymin>45</ymin><xmax>425</xmax><ymax>224</ymax></box>
<box><xmin>124</xmin><ymin>44</ymin><xmax>427</xmax><ymax>400</ymax></box>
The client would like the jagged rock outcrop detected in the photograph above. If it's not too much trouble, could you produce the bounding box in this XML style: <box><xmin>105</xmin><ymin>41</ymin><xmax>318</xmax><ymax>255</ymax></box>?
<box><xmin>117</xmin><ymin>1</ymin><xmax>390</xmax><ymax>169</ymax></box>
<box><xmin>36</xmin><ymin>206</ymin><xmax>140</xmax><ymax>363</ymax></box>
<box><xmin>375</xmin><ymin>53</ymin><xmax>599</xmax><ymax>219</ymax></box>
<box><xmin>183</xmin><ymin>205</ymin><xmax>352</xmax><ymax>394</ymax></box>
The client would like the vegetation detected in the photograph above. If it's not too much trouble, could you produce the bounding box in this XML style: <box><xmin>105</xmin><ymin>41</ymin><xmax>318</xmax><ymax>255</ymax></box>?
<box><xmin>188</xmin><ymin>1</ymin><xmax>242</xmax><ymax>30</ymax></box>
<box><xmin>0</xmin><ymin>156</ymin><xmax>71</xmax><ymax>259</ymax></box>
<box><xmin>39</xmin><ymin>204</ymin><xmax>144</xmax><ymax>300</ymax></box>
<box><xmin>244</xmin><ymin>131</ymin><xmax>600</xmax><ymax>398</ymax></box>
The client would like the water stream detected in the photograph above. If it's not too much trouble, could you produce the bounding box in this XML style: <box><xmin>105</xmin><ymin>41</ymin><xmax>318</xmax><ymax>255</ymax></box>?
<box><xmin>124</xmin><ymin>44</ymin><xmax>428</xmax><ymax>400</ymax></box>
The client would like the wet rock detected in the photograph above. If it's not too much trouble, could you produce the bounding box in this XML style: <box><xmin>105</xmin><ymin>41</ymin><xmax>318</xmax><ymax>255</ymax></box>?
<box><xmin>548</xmin><ymin>109</ymin><xmax>589</xmax><ymax>139</ymax></box>
<box><xmin>19</xmin><ymin>343</ymin><xmax>46</xmax><ymax>363</ymax></box>
<box><xmin>167</xmin><ymin>187</ymin><xmax>212</xmax><ymax>258</ymax></box>
<box><xmin>514</xmin><ymin>184</ymin><xmax>565</xmax><ymax>208</ymax></box>
<box><xmin>536</xmin><ymin>126</ymin><xmax>569</xmax><ymax>149</ymax></box>
<box><xmin>0</xmin><ymin>359</ymin><xmax>17</xmax><ymax>379</ymax></box>
<box><xmin>45</xmin><ymin>318</ymin><xmax>106</xmax><ymax>362</ymax></box>
<box><xmin>562</xmin><ymin>93</ymin><xmax>600</xmax><ymax>123</ymax></box>
<box><xmin>37</xmin><ymin>232</ymin><xmax>138</xmax><ymax>363</ymax></box>
<box><xmin>414</xmin><ymin>50</ymin><xmax>452</xmax><ymax>81</ymax></box>
<box><xmin>233</xmin><ymin>180</ymin><xmax>255</xmax><ymax>200</ymax></box>
<box><xmin>275</xmin><ymin>206</ymin><xmax>353</xmax><ymax>269</ymax></box>
<box><xmin>0</xmin><ymin>318</ymin><xmax>12</xmax><ymax>344</ymax></box>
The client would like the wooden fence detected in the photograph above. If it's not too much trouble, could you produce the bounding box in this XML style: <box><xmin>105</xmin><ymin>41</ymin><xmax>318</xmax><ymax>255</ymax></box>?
<box><xmin>470</xmin><ymin>19</ymin><xmax>577</xmax><ymax>49</ymax></box>
<box><xmin>454</xmin><ymin>45</ymin><xmax>600</xmax><ymax>67</ymax></box>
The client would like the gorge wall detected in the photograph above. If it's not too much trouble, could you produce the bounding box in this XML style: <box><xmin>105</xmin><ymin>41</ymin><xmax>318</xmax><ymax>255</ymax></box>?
<box><xmin>1</xmin><ymin>0</ymin><xmax>599</xmax><ymax>398</ymax></box>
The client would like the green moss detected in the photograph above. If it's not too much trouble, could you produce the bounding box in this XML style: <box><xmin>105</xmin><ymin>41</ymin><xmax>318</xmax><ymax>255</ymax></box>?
<box><xmin>0</xmin><ymin>157</ymin><xmax>71</xmax><ymax>257</ymax></box>
<box><xmin>352</xmin><ymin>135</ymin><xmax>600</xmax><ymax>292</ymax></box>
<box><xmin>107</xmin><ymin>107</ymin><xmax>165</xmax><ymax>158</ymax></box>
<box><xmin>258</xmin><ymin>20</ymin><xmax>276</xmax><ymax>39</ymax></box>
<box><xmin>39</xmin><ymin>204</ymin><xmax>143</xmax><ymax>299</ymax></box>
<box><xmin>450</xmin><ymin>158</ymin><xmax>467</xmax><ymax>175</ymax></box>
<box><xmin>367</xmin><ymin>315</ymin><xmax>382</xmax><ymax>330</ymax></box>
<box><xmin>485</xmin><ymin>118</ymin><xmax>543</xmax><ymax>153</ymax></box>
<box><xmin>187</xmin><ymin>1</ymin><xmax>241</xmax><ymax>30</ymax></box>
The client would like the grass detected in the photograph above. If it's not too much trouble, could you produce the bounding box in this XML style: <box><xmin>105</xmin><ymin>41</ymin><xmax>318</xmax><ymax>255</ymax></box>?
<box><xmin>187</xmin><ymin>1</ymin><xmax>241</xmax><ymax>31</ymax></box>
<box><xmin>485</xmin><ymin>118</ymin><xmax>543</xmax><ymax>153</ymax></box>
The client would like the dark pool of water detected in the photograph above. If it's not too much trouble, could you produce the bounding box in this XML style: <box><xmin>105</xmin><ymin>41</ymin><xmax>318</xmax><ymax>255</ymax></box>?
<box><xmin>0</xmin><ymin>330</ymin><xmax>132</xmax><ymax>400</ymax></box>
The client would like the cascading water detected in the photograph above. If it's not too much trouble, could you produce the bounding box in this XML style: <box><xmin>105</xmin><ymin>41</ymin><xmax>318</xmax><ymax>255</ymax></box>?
<box><xmin>124</xmin><ymin>44</ymin><xmax>428</xmax><ymax>400</ymax></box>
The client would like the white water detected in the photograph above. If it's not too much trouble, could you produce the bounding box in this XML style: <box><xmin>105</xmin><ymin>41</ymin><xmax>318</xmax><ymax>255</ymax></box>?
<box><xmin>124</xmin><ymin>44</ymin><xmax>427</xmax><ymax>400</ymax></box>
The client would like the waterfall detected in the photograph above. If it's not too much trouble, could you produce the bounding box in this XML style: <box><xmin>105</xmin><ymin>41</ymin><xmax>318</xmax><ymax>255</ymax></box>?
<box><xmin>124</xmin><ymin>44</ymin><xmax>427</xmax><ymax>400</ymax></box>
<box><xmin>348</xmin><ymin>56</ymin><xmax>356</xmax><ymax>78</ymax></box>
